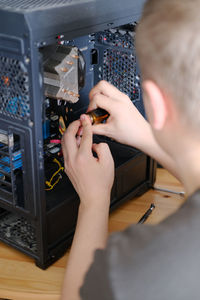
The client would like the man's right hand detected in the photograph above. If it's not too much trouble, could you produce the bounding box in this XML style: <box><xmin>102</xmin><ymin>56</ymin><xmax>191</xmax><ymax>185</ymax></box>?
<box><xmin>88</xmin><ymin>80</ymin><xmax>150</xmax><ymax>149</ymax></box>
<box><xmin>87</xmin><ymin>80</ymin><xmax>181</xmax><ymax>180</ymax></box>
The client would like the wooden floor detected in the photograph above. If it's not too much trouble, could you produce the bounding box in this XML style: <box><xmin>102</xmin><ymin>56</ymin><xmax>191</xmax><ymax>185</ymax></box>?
<box><xmin>109</xmin><ymin>168</ymin><xmax>185</xmax><ymax>231</ymax></box>
<box><xmin>0</xmin><ymin>168</ymin><xmax>186</xmax><ymax>300</ymax></box>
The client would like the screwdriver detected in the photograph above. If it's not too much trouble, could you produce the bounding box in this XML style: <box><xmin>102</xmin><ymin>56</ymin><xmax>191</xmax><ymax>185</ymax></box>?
<box><xmin>138</xmin><ymin>203</ymin><xmax>155</xmax><ymax>224</ymax></box>
<box><xmin>86</xmin><ymin>108</ymin><xmax>109</xmax><ymax>125</ymax></box>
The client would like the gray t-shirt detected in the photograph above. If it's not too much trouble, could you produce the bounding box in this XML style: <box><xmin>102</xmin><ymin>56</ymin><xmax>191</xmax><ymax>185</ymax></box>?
<box><xmin>80</xmin><ymin>190</ymin><xmax>200</xmax><ymax>300</ymax></box>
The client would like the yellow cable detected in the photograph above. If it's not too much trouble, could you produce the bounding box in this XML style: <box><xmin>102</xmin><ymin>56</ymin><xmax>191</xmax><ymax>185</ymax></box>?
<box><xmin>45</xmin><ymin>158</ymin><xmax>64</xmax><ymax>191</ymax></box>
<box><xmin>45</xmin><ymin>174</ymin><xmax>62</xmax><ymax>191</ymax></box>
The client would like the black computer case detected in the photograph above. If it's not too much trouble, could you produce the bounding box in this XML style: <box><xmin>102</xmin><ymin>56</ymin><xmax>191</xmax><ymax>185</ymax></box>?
<box><xmin>0</xmin><ymin>0</ymin><xmax>156</xmax><ymax>269</ymax></box>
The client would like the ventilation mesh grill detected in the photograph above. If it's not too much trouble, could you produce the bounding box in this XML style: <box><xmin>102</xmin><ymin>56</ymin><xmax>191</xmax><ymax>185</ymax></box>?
<box><xmin>0</xmin><ymin>0</ymin><xmax>73</xmax><ymax>10</ymax></box>
<box><xmin>0</xmin><ymin>212</ymin><xmax>37</xmax><ymax>253</ymax></box>
<box><xmin>103</xmin><ymin>49</ymin><xmax>139</xmax><ymax>101</ymax></box>
<box><xmin>0</xmin><ymin>56</ymin><xmax>30</xmax><ymax>121</ymax></box>
<box><xmin>96</xmin><ymin>30</ymin><xmax>140</xmax><ymax>102</ymax></box>
<box><xmin>97</xmin><ymin>30</ymin><xmax>134</xmax><ymax>50</ymax></box>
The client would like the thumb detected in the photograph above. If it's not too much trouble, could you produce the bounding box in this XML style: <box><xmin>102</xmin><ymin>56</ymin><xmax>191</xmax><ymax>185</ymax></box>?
<box><xmin>79</xmin><ymin>114</ymin><xmax>93</xmax><ymax>153</ymax></box>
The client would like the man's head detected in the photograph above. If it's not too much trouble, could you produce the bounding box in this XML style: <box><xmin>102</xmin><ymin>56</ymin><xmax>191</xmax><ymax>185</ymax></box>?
<box><xmin>136</xmin><ymin>0</ymin><xmax>200</xmax><ymax>154</ymax></box>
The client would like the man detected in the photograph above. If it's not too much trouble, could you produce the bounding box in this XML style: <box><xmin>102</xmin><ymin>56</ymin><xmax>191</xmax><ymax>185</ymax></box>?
<box><xmin>61</xmin><ymin>0</ymin><xmax>200</xmax><ymax>299</ymax></box>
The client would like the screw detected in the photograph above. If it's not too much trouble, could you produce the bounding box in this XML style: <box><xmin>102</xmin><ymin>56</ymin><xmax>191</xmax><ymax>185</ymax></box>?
<box><xmin>28</xmin><ymin>120</ymin><xmax>34</xmax><ymax>127</ymax></box>
<box><xmin>25</xmin><ymin>57</ymin><xmax>30</xmax><ymax>64</ymax></box>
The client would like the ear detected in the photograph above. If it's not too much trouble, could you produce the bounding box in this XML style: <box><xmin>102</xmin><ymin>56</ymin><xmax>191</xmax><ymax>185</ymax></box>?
<box><xmin>142</xmin><ymin>80</ymin><xmax>168</xmax><ymax>130</ymax></box>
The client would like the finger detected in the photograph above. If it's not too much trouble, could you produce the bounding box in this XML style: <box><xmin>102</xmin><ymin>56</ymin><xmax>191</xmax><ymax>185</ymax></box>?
<box><xmin>77</xmin><ymin>126</ymin><xmax>83</xmax><ymax>137</ymax></box>
<box><xmin>76</xmin><ymin>135</ymin><xmax>82</xmax><ymax>147</ymax></box>
<box><xmin>92</xmin><ymin>143</ymin><xmax>97</xmax><ymax>149</ymax></box>
<box><xmin>92</xmin><ymin>143</ymin><xmax>113</xmax><ymax>164</ymax></box>
<box><xmin>91</xmin><ymin>122</ymin><xmax>109</xmax><ymax>137</ymax></box>
<box><xmin>89</xmin><ymin>80</ymin><xmax>124</xmax><ymax>101</ymax></box>
<box><xmin>79</xmin><ymin>114</ymin><xmax>93</xmax><ymax>154</ymax></box>
<box><xmin>87</xmin><ymin>93</ymin><xmax>114</xmax><ymax>113</ymax></box>
<box><xmin>62</xmin><ymin>120</ymin><xmax>81</xmax><ymax>154</ymax></box>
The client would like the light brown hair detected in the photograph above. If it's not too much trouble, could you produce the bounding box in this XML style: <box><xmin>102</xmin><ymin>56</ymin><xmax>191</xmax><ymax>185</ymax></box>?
<box><xmin>136</xmin><ymin>0</ymin><xmax>200</xmax><ymax>129</ymax></box>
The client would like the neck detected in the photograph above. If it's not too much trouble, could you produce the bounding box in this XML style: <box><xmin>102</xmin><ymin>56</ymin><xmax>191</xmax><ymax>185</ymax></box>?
<box><xmin>173</xmin><ymin>143</ymin><xmax>200</xmax><ymax>196</ymax></box>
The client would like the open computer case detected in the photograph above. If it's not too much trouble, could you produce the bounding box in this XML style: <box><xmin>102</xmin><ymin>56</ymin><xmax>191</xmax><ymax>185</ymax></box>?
<box><xmin>0</xmin><ymin>0</ymin><xmax>156</xmax><ymax>269</ymax></box>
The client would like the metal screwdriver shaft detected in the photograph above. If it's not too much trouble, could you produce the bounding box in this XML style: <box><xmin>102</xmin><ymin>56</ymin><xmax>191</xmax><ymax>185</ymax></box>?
<box><xmin>138</xmin><ymin>203</ymin><xmax>156</xmax><ymax>224</ymax></box>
